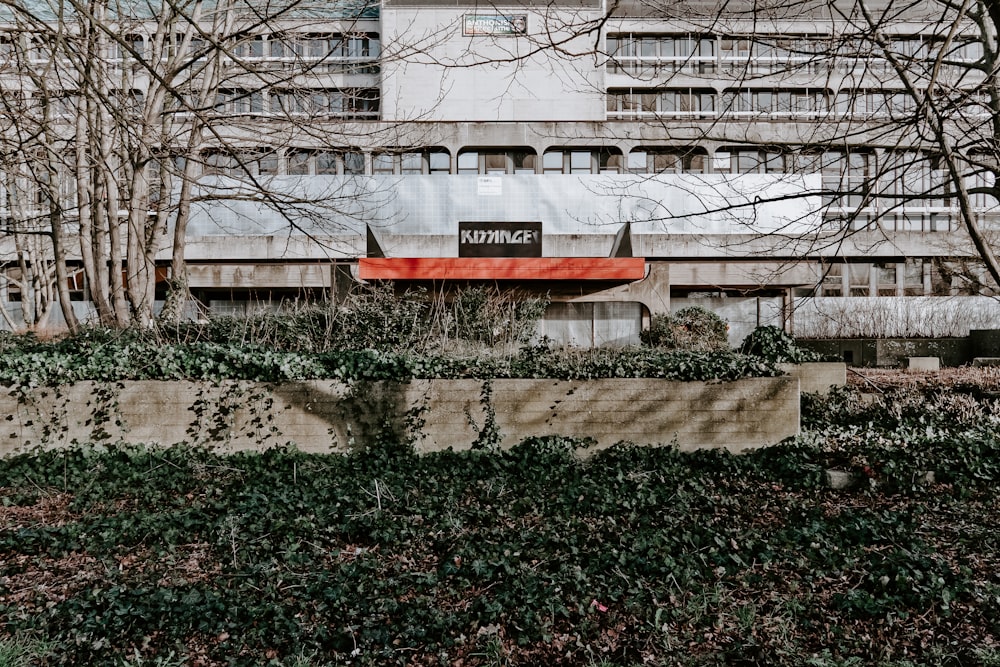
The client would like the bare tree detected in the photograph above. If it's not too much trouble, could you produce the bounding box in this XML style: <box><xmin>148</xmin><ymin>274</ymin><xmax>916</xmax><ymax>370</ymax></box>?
<box><xmin>596</xmin><ymin>0</ymin><xmax>999</xmax><ymax>298</ymax></box>
<box><xmin>2</xmin><ymin>0</ymin><xmax>399</xmax><ymax>330</ymax></box>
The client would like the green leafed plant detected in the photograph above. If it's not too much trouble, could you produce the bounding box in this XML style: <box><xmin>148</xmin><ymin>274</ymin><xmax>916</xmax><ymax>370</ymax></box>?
<box><xmin>740</xmin><ymin>325</ymin><xmax>824</xmax><ymax>363</ymax></box>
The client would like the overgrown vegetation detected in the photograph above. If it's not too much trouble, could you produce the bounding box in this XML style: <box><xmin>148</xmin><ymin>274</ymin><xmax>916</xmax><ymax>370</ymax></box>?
<box><xmin>0</xmin><ymin>339</ymin><xmax>778</xmax><ymax>386</ymax></box>
<box><xmin>153</xmin><ymin>284</ymin><xmax>547</xmax><ymax>354</ymax></box>
<box><xmin>1</xmin><ymin>370</ymin><xmax>999</xmax><ymax>666</ymax></box>
<box><xmin>740</xmin><ymin>325</ymin><xmax>825</xmax><ymax>364</ymax></box>
<box><xmin>3</xmin><ymin>298</ymin><xmax>992</xmax><ymax>665</ymax></box>
<box><xmin>640</xmin><ymin>306</ymin><xmax>730</xmax><ymax>351</ymax></box>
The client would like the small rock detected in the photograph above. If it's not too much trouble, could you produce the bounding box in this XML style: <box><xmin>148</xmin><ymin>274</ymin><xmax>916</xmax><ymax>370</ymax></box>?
<box><xmin>825</xmin><ymin>469</ymin><xmax>857</xmax><ymax>490</ymax></box>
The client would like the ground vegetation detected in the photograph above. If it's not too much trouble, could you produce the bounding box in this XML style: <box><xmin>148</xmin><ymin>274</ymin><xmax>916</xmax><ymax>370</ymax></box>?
<box><xmin>0</xmin><ymin>365</ymin><xmax>998</xmax><ymax>666</ymax></box>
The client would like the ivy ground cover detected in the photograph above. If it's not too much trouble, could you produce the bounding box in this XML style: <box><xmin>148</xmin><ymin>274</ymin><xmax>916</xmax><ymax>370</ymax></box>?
<box><xmin>1</xmin><ymin>371</ymin><xmax>1000</xmax><ymax>666</ymax></box>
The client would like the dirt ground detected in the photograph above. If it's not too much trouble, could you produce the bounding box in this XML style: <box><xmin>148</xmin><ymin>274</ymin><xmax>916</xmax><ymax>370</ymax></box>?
<box><xmin>847</xmin><ymin>365</ymin><xmax>1000</xmax><ymax>392</ymax></box>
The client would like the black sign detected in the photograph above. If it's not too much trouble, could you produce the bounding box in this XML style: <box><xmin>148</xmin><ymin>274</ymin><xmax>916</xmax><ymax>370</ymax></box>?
<box><xmin>459</xmin><ymin>222</ymin><xmax>542</xmax><ymax>258</ymax></box>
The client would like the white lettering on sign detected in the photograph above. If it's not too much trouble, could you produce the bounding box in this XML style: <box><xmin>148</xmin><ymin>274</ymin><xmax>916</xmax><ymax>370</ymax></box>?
<box><xmin>463</xmin><ymin>14</ymin><xmax>528</xmax><ymax>36</ymax></box>
<box><xmin>460</xmin><ymin>229</ymin><xmax>540</xmax><ymax>244</ymax></box>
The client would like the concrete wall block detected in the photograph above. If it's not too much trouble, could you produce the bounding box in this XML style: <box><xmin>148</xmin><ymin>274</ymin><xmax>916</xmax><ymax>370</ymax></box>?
<box><xmin>906</xmin><ymin>357</ymin><xmax>941</xmax><ymax>372</ymax></box>
<box><xmin>1</xmin><ymin>377</ymin><xmax>799</xmax><ymax>456</ymax></box>
<box><xmin>777</xmin><ymin>362</ymin><xmax>847</xmax><ymax>395</ymax></box>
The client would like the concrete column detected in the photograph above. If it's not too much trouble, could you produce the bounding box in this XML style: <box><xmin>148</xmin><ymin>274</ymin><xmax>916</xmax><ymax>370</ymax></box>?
<box><xmin>566</xmin><ymin>262</ymin><xmax>669</xmax><ymax>315</ymax></box>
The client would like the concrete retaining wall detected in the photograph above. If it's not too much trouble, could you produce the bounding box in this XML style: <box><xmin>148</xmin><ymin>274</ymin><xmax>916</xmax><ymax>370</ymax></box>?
<box><xmin>1</xmin><ymin>378</ymin><xmax>799</xmax><ymax>456</ymax></box>
<box><xmin>799</xmin><ymin>338</ymin><xmax>970</xmax><ymax>367</ymax></box>
<box><xmin>777</xmin><ymin>362</ymin><xmax>847</xmax><ymax>394</ymax></box>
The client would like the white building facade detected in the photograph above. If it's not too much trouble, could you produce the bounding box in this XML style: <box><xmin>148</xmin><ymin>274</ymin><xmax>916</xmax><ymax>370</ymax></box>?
<box><xmin>2</xmin><ymin>0</ymin><xmax>998</xmax><ymax>342</ymax></box>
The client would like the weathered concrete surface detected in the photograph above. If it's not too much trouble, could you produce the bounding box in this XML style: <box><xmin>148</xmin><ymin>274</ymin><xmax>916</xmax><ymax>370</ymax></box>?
<box><xmin>798</xmin><ymin>338</ymin><xmax>970</xmax><ymax>367</ymax></box>
<box><xmin>777</xmin><ymin>362</ymin><xmax>847</xmax><ymax>395</ymax></box>
<box><xmin>906</xmin><ymin>357</ymin><xmax>941</xmax><ymax>371</ymax></box>
<box><xmin>1</xmin><ymin>378</ymin><xmax>800</xmax><ymax>456</ymax></box>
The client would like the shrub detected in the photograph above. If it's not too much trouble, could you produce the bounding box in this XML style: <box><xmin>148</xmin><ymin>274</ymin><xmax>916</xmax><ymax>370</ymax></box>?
<box><xmin>740</xmin><ymin>325</ymin><xmax>823</xmax><ymax>363</ymax></box>
<box><xmin>641</xmin><ymin>306</ymin><xmax>730</xmax><ymax>351</ymax></box>
<box><xmin>447</xmin><ymin>286</ymin><xmax>547</xmax><ymax>347</ymax></box>
<box><xmin>327</xmin><ymin>284</ymin><xmax>432</xmax><ymax>351</ymax></box>
<box><xmin>641</xmin><ymin>313</ymin><xmax>677</xmax><ymax>348</ymax></box>
<box><xmin>154</xmin><ymin>286</ymin><xmax>433</xmax><ymax>353</ymax></box>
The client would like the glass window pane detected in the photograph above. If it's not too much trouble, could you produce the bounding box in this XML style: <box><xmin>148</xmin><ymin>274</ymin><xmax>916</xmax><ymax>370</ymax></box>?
<box><xmin>372</xmin><ymin>154</ymin><xmax>395</xmax><ymax>174</ymax></box>
<box><xmin>429</xmin><ymin>152</ymin><xmax>450</xmax><ymax>173</ymax></box>
<box><xmin>258</xmin><ymin>152</ymin><xmax>278</xmax><ymax>175</ymax></box>
<box><xmin>400</xmin><ymin>153</ymin><xmax>423</xmax><ymax>174</ymax></box>
<box><xmin>600</xmin><ymin>151</ymin><xmax>622</xmax><ymax>173</ymax></box>
<box><xmin>687</xmin><ymin>154</ymin><xmax>706</xmax><ymax>173</ymax></box>
<box><xmin>543</xmin><ymin>151</ymin><xmax>564</xmax><ymax>172</ymax></box>
<box><xmin>675</xmin><ymin>36</ymin><xmax>691</xmax><ymax>57</ymax></box>
<box><xmin>652</xmin><ymin>153</ymin><xmax>680</xmax><ymax>173</ymax></box>
<box><xmin>344</xmin><ymin>152</ymin><xmax>364</xmax><ymax>174</ymax></box>
<box><xmin>484</xmin><ymin>153</ymin><xmax>507</xmax><ymax>173</ymax></box>
<box><xmin>288</xmin><ymin>151</ymin><xmax>310</xmax><ymax>175</ymax></box>
<box><xmin>513</xmin><ymin>152</ymin><xmax>536</xmax><ymax>173</ymax></box>
<box><xmin>570</xmin><ymin>151</ymin><xmax>591</xmax><ymax>173</ymax></box>
<box><xmin>316</xmin><ymin>152</ymin><xmax>338</xmax><ymax>174</ymax></box>
<box><xmin>628</xmin><ymin>151</ymin><xmax>648</xmax><ymax>172</ymax></box>
<box><xmin>457</xmin><ymin>151</ymin><xmax>479</xmax><ymax>173</ymax></box>
<box><xmin>764</xmin><ymin>152</ymin><xmax>784</xmax><ymax>173</ymax></box>
<box><xmin>737</xmin><ymin>151</ymin><xmax>759</xmax><ymax>173</ymax></box>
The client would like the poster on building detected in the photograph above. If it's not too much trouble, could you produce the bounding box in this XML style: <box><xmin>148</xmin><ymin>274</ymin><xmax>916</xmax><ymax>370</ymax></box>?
<box><xmin>459</xmin><ymin>222</ymin><xmax>542</xmax><ymax>257</ymax></box>
<box><xmin>463</xmin><ymin>14</ymin><xmax>528</xmax><ymax>36</ymax></box>
<box><xmin>477</xmin><ymin>176</ymin><xmax>502</xmax><ymax>196</ymax></box>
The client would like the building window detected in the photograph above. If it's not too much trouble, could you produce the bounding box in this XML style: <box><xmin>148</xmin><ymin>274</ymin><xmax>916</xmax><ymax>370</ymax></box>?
<box><xmin>316</xmin><ymin>151</ymin><xmax>339</xmax><ymax>175</ymax></box>
<box><xmin>456</xmin><ymin>149</ymin><xmax>538</xmax><ymax>174</ymax></box>
<box><xmin>627</xmin><ymin>148</ymin><xmax>707</xmax><ymax>174</ymax></box>
<box><xmin>457</xmin><ymin>151</ymin><xmax>479</xmax><ymax>174</ymax></box>
<box><xmin>715</xmin><ymin>148</ymin><xmax>788</xmax><ymax>174</ymax></box>
<box><xmin>214</xmin><ymin>89</ymin><xmax>265</xmax><ymax>115</ymax></box>
<box><xmin>428</xmin><ymin>152</ymin><xmax>451</xmax><ymax>174</ymax></box>
<box><xmin>721</xmin><ymin>89</ymin><xmax>830</xmax><ymax>116</ymax></box>
<box><xmin>245</xmin><ymin>33</ymin><xmax>380</xmax><ymax>72</ymax></box>
<box><xmin>283</xmin><ymin>149</ymin><xmax>366</xmax><ymax>175</ymax></box>
<box><xmin>607</xmin><ymin>89</ymin><xmax>716</xmax><ymax>118</ymax></box>
<box><xmin>607</xmin><ymin>34</ymin><xmax>716</xmax><ymax>74</ymax></box>
<box><xmin>834</xmin><ymin>90</ymin><xmax>916</xmax><ymax>117</ymax></box>
<box><xmin>541</xmin><ymin>148</ymin><xmax>624</xmax><ymax>174</ymax></box>
<box><xmin>267</xmin><ymin>88</ymin><xmax>379</xmax><ymax>119</ymax></box>
<box><xmin>0</xmin><ymin>35</ymin><xmax>17</xmax><ymax>60</ymax></box>
<box><xmin>202</xmin><ymin>149</ymin><xmax>278</xmax><ymax>177</ymax></box>
<box><xmin>370</xmin><ymin>150</ymin><xmax>451</xmax><ymax>175</ymax></box>
<box><xmin>288</xmin><ymin>150</ymin><xmax>312</xmax><ymax>175</ymax></box>
<box><xmin>235</xmin><ymin>35</ymin><xmax>265</xmax><ymax>58</ymax></box>
<box><xmin>111</xmin><ymin>34</ymin><xmax>144</xmax><ymax>60</ymax></box>
<box><xmin>818</xmin><ymin>152</ymin><xmax>870</xmax><ymax>209</ymax></box>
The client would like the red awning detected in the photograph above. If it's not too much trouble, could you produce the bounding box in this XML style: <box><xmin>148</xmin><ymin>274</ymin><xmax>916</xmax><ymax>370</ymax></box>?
<box><xmin>358</xmin><ymin>257</ymin><xmax>646</xmax><ymax>281</ymax></box>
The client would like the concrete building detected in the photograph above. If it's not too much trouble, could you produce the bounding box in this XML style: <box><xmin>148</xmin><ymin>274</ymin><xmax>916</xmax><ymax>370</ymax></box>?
<box><xmin>2</xmin><ymin>0</ymin><xmax>998</xmax><ymax>343</ymax></box>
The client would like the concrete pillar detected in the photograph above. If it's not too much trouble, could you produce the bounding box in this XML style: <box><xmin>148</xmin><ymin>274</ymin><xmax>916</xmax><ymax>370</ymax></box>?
<box><xmin>566</xmin><ymin>262</ymin><xmax>669</xmax><ymax>315</ymax></box>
